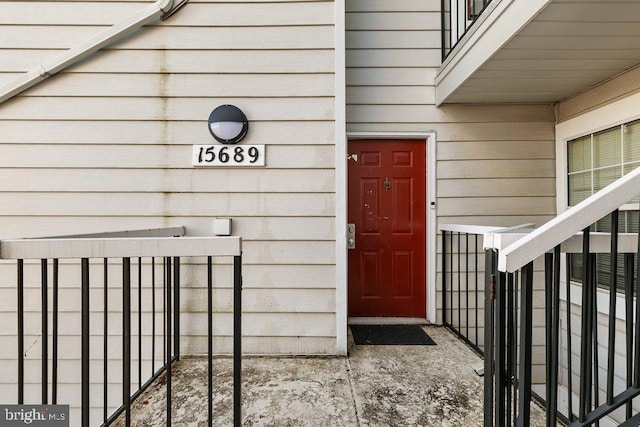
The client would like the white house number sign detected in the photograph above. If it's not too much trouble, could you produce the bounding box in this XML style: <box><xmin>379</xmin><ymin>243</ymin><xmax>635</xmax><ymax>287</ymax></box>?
<box><xmin>192</xmin><ymin>144</ymin><xmax>265</xmax><ymax>167</ymax></box>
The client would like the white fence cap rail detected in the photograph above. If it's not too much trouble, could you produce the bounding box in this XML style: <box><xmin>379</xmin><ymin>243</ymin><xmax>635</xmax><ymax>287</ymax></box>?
<box><xmin>439</xmin><ymin>223</ymin><xmax>535</xmax><ymax>253</ymax></box>
<box><xmin>439</xmin><ymin>223</ymin><xmax>534</xmax><ymax>235</ymax></box>
<box><xmin>498</xmin><ymin>166</ymin><xmax>640</xmax><ymax>273</ymax></box>
<box><xmin>0</xmin><ymin>236</ymin><xmax>241</xmax><ymax>260</ymax></box>
<box><xmin>33</xmin><ymin>226</ymin><xmax>186</xmax><ymax>240</ymax></box>
<box><xmin>439</xmin><ymin>224</ymin><xmax>504</xmax><ymax>234</ymax></box>
<box><xmin>484</xmin><ymin>231</ymin><xmax>638</xmax><ymax>255</ymax></box>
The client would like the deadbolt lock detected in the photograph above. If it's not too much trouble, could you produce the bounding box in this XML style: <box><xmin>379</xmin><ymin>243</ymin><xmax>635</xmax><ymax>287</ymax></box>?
<box><xmin>347</xmin><ymin>223</ymin><xmax>356</xmax><ymax>249</ymax></box>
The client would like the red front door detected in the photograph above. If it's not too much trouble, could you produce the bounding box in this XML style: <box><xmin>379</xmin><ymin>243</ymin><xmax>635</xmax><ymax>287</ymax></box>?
<box><xmin>348</xmin><ymin>140</ymin><xmax>426</xmax><ymax>317</ymax></box>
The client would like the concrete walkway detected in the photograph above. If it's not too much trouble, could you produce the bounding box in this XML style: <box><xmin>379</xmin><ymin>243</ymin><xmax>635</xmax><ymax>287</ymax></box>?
<box><xmin>114</xmin><ymin>326</ymin><xmax>488</xmax><ymax>426</ymax></box>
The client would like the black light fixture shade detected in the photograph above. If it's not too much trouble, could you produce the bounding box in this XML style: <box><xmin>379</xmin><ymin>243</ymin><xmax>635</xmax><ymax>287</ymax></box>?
<box><xmin>207</xmin><ymin>104</ymin><xmax>249</xmax><ymax>144</ymax></box>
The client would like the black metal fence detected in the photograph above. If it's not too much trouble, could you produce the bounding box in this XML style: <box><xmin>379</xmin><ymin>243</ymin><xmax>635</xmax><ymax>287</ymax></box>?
<box><xmin>441</xmin><ymin>229</ymin><xmax>485</xmax><ymax>355</ymax></box>
<box><xmin>441</xmin><ymin>0</ymin><xmax>493</xmax><ymax>60</ymax></box>
<box><xmin>484</xmin><ymin>211</ymin><xmax>640</xmax><ymax>426</ymax></box>
<box><xmin>2</xmin><ymin>235</ymin><xmax>242</xmax><ymax>427</ymax></box>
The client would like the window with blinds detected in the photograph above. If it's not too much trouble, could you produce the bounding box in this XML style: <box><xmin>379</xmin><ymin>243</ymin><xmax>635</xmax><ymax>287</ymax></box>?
<box><xmin>467</xmin><ymin>0</ymin><xmax>490</xmax><ymax>20</ymax></box>
<box><xmin>567</xmin><ymin>120</ymin><xmax>640</xmax><ymax>291</ymax></box>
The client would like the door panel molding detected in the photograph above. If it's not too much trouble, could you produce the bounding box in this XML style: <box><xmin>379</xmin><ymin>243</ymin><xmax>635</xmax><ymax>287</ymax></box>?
<box><xmin>345</xmin><ymin>132</ymin><xmax>437</xmax><ymax>321</ymax></box>
<box><xmin>348</xmin><ymin>139</ymin><xmax>427</xmax><ymax>317</ymax></box>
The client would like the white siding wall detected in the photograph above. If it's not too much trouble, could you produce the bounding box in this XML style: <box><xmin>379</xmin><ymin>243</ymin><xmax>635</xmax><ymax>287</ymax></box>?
<box><xmin>557</xmin><ymin>65</ymin><xmax>640</xmax><ymax>123</ymax></box>
<box><xmin>345</xmin><ymin>0</ymin><xmax>556</xmax><ymax>326</ymax></box>
<box><xmin>0</xmin><ymin>0</ymin><xmax>337</xmax><ymax>348</ymax></box>
<box><xmin>0</xmin><ymin>1</ymin><xmax>336</xmax><ymax>421</ymax></box>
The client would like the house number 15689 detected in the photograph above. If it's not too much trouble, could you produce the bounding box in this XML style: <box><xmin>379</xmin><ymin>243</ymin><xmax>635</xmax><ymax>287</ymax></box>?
<box><xmin>192</xmin><ymin>145</ymin><xmax>265</xmax><ymax>167</ymax></box>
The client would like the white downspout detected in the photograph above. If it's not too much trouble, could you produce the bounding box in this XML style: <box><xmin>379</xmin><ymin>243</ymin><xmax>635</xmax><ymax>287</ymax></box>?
<box><xmin>0</xmin><ymin>0</ymin><xmax>178</xmax><ymax>105</ymax></box>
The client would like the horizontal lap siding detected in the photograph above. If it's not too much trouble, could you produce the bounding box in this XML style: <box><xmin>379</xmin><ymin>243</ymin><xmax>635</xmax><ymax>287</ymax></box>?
<box><xmin>345</xmin><ymin>0</ymin><xmax>555</xmax><ymax>383</ymax></box>
<box><xmin>557</xmin><ymin>66</ymin><xmax>640</xmax><ymax>122</ymax></box>
<box><xmin>555</xmin><ymin>299</ymin><xmax>640</xmax><ymax>424</ymax></box>
<box><xmin>0</xmin><ymin>1</ymin><xmax>337</xmax><ymax>387</ymax></box>
<box><xmin>0</xmin><ymin>50</ymin><xmax>336</xmax><ymax>74</ymax></box>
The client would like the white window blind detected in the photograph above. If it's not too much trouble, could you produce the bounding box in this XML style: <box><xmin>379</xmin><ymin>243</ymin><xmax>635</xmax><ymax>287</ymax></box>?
<box><xmin>567</xmin><ymin>120</ymin><xmax>640</xmax><ymax>291</ymax></box>
<box><xmin>467</xmin><ymin>0</ymin><xmax>489</xmax><ymax>19</ymax></box>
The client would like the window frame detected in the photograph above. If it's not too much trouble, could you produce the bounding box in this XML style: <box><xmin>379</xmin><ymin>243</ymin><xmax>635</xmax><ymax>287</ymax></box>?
<box><xmin>558</xmin><ymin>98</ymin><xmax>640</xmax><ymax>297</ymax></box>
<box><xmin>567</xmin><ymin>122</ymin><xmax>640</xmax><ymax>209</ymax></box>
<box><xmin>467</xmin><ymin>0</ymin><xmax>491</xmax><ymax>20</ymax></box>
<box><xmin>556</xmin><ymin>95</ymin><xmax>640</xmax><ymax>217</ymax></box>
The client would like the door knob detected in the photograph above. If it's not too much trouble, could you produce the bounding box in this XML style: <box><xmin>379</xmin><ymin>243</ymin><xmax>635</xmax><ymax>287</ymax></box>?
<box><xmin>383</xmin><ymin>177</ymin><xmax>391</xmax><ymax>190</ymax></box>
<box><xmin>347</xmin><ymin>223</ymin><xmax>356</xmax><ymax>249</ymax></box>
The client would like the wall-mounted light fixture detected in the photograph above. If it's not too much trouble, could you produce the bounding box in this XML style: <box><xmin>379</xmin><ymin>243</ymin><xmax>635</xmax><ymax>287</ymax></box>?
<box><xmin>207</xmin><ymin>104</ymin><xmax>249</xmax><ymax>144</ymax></box>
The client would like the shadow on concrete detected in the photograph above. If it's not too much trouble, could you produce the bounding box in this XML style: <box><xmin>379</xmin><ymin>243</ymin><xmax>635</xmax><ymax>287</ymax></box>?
<box><xmin>113</xmin><ymin>326</ymin><xmax>493</xmax><ymax>426</ymax></box>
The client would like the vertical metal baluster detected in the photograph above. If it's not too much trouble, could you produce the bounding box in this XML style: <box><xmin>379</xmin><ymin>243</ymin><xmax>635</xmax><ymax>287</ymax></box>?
<box><xmin>465</xmin><ymin>233</ymin><xmax>469</xmax><ymax>338</ymax></box>
<box><xmin>457</xmin><ymin>233</ymin><xmax>461</xmax><ymax>331</ymax></box>
<box><xmin>635</xmin><ymin>225</ymin><xmax>640</xmax><ymax>388</ymax></box>
<box><xmin>545</xmin><ymin>252</ymin><xmax>553</xmax><ymax>426</ymax></box>
<box><xmin>233</xmin><ymin>255</ymin><xmax>242</xmax><ymax>427</ymax></box>
<box><xmin>624</xmin><ymin>252</ymin><xmax>634</xmax><ymax>420</ymax></box>
<box><xmin>447</xmin><ymin>0</ymin><xmax>452</xmax><ymax>57</ymax></box>
<box><xmin>166</xmin><ymin>257</ymin><xmax>172</xmax><ymax>426</ymax></box>
<box><xmin>152</xmin><ymin>257</ymin><xmax>156</xmax><ymax>375</ymax></box>
<box><xmin>450</xmin><ymin>232</ymin><xmax>454</xmax><ymax>328</ymax></box>
<box><xmin>103</xmin><ymin>258</ymin><xmax>108</xmax><ymax>424</ymax></box>
<box><xmin>549</xmin><ymin>246</ymin><xmax>561</xmax><ymax>425</ymax></box>
<box><xmin>174</xmin><ymin>257</ymin><xmax>180</xmax><ymax>361</ymax></box>
<box><xmin>591</xmin><ymin>254</ymin><xmax>599</xmax><ymax>422</ymax></box>
<box><xmin>52</xmin><ymin>259</ymin><xmax>59</xmax><ymax>404</ymax></box>
<box><xmin>123</xmin><ymin>258</ymin><xmax>131</xmax><ymax>427</ymax></box>
<box><xmin>606</xmin><ymin>210</ymin><xmax>619</xmax><ymax>405</ymax></box>
<box><xmin>565</xmin><ymin>254</ymin><xmax>574</xmax><ymax>421</ymax></box>
<box><xmin>440</xmin><ymin>0</ymin><xmax>444</xmax><ymax>60</ymax></box>
<box><xmin>81</xmin><ymin>258</ymin><xmax>90</xmax><ymax>427</ymax></box>
<box><xmin>163</xmin><ymin>257</ymin><xmax>167</xmax><ymax>365</ymax></box>
<box><xmin>475</xmin><ymin>234</ymin><xmax>479</xmax><ymax>348</ymax></box>
<box><xmin>17</xmin><ymin>260</ymin><xmax>24</xmax><ymax>404</ymax></box>
<box><xmin>495</xmin><ymin>271</ymin><xmax>506</xmax><ymax>427</ymax></box>
<box><xmin>516</xmin><ymin>262</ymin><xmax>533</xmax><ymax>427</ymax></box>
<box><xmin>208</xmin><ymin>256</ymin><xmax>213</xmax><ymax>427</ymax></box>
<box><xmin>41</xmin><ymin>259</ymin><xmax>48</xmax><ymax>404</ymax></box>
<box><xmin>579</xmin><ymin>227</ymin><xmax>592</xmax><ymax>422</ymax></box>
<box><xmin>483</xmin><ymin>249</ymin><xmax>496</xmax><ymax>427</ymax></box>
<box><xmin>506</xmin><ymin>272</ymin><xmax>514</xmax><ymax>426</ymax></box>
<box><xmin>138</xmin><ymin>257</ymin><xmax>142</xmax><ymax>390</ymax></box>
<box><xmin>442</xmin><ymin>231</ymin><xmax>447</xmax><ymax>326</ymax></box>
<box><xmin>511</xmin><ymin>271</ymin><xmax>519</xmax><ymax>425</ymax></box>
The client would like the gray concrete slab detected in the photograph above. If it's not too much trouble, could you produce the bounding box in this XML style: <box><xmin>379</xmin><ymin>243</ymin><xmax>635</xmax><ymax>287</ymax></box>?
<box><xmin>112</xmin><ymin>326</ymin><xmax>543</xmax><ymax>426</ymax></box>
<box><xmin>348</xmin><ymin>326</ymin><xmax>483</xmax><ymax>426</ymax></box>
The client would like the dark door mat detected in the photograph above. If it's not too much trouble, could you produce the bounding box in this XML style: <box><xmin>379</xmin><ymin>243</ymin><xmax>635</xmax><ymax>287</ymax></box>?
<box><xmin>350</xmin><ymin>324</ymin><xmax>436</xmax><ymax>346</ymax></box>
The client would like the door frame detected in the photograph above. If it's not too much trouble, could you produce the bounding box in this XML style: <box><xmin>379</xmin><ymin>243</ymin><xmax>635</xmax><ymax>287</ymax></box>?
<box><xmin>340</xmin><ymin>132</ymin><xmax>437</xmax><ymax>338</ymax></box>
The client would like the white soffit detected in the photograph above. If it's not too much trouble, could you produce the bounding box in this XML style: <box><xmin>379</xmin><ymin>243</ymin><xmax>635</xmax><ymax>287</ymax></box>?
<box><xmin>436</xmin><ymin>0</ymin><xmax>640</xmax><ymax>105</ymax></box>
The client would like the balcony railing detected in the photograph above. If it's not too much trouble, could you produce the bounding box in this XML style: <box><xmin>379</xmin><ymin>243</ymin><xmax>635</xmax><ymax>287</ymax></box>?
<box><xmin>0</xmin><ymin>228</ymin><xmax>243</xmax><ymax>427</ymax></box>
<box><xmin>442</xmin><ymin>166</ymin><xmax>640</xmax><ymax>426</ymax></box>
<box><xmin>440</xmin><ymin>223</ymin><xmax>534</xmax><ymax>355</ymax></box>
<box><xmin>441</xmin><ymin>0</ymin><xmax>493</xmax><ymax>60</ymax></box>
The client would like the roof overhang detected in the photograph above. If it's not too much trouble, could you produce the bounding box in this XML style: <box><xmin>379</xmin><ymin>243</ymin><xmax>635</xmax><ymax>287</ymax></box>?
<box><xmin>436</xmin><ymin>0</ymin><xmax>640</xmax><ymax>105</ymax></box>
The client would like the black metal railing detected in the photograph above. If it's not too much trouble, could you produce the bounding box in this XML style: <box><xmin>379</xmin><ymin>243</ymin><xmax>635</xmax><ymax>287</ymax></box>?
<box><xmin>441</xmin><ymin>228</ymin><xmax>485</xmax><ymax>354</ymax></box>
<box><xmin>1</xmin><ymin>234</ymin><xmax>242</xmax><ymax>427</ymax></box>
<box><xmin>484</xmin><ymin>212</ymin><xmax>640</xmax><ymax>426</ymax></box>
<box><xmin>483</xmin><ymin>250</ymin><xmax>535</xmax><ymax>427</ymax></box>
<box><xmin>441</xmin><ymin>224</ymin><xmax>534</xmax><ymax>356</ymax></box>
<box><xmin>441</xmin><ymin>0</ymin><xmax>493</xmax><ymax>60</ymax></box>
